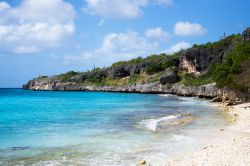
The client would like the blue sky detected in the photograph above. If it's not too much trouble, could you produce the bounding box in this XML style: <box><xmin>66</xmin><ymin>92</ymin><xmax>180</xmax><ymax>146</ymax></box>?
<box><xmin>0</xmin><ymin>0</ymin><xmax>249</xmax><ymax>87</ymax></box>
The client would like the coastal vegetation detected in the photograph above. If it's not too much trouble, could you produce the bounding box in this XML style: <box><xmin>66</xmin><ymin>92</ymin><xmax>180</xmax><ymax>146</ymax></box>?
<box><xmin>182</xmin><ymin>34</ymin><xmax>250</xmax><ymax>92</ymax></box>
<box><xmin>58</xmin><ymin>71</ymin><xmax>79</xmax><ymax>82</ymax></box>
<box><xmin>211</xmin><ymin>42</ymin><xmax>250</xmax><ymax>92</ymax></box>
<box><xmin>191</xmin><ymin>43</ymin><xmax>249</xmax><ymax>93</ymax></box>
<box><xmin>24</xmin><ymin>27</ymin><xmax>250</xmax><ymax>96</ymax></box>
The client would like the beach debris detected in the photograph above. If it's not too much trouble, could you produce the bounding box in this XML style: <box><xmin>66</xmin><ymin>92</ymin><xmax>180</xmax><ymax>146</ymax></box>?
<box><xmin>184</xmin><ymin>113</ymin><xmax>192</xmax><ymax>116</ymax></box>
<box><xmin>220</xmin><ymin>128</ymin><xmax>225</xmax><ymax>131</ymax></box>
<box><xmin>137</xmin><ymin>160</ymin><xmax>146</xmax><ymax>165</ymax></box>
<box><xmin>203</xmin><ymin>146</ymin><xmax>208</xmax><ymax>150</ymax></box>
<box><xmin>234</xmin><ymin>114</ymin><xmax>239</xmax><ymax>117</ymax></box>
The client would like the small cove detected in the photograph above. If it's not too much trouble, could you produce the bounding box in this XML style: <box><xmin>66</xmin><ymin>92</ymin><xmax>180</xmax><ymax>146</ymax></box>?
<box><xmin>0</xmin><ymin>89</ymin><xmax>232</xmax><ymax>165</ymax></box>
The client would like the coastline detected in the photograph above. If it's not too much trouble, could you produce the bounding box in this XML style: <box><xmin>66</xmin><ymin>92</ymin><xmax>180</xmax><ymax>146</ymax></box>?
<box><xmin>22</xmin><ymin>84</ymin><xmax>250</xmax><ymax>165</ymax></box>
<box><xmin>164</xmin><ymin>102</ymin><xmax>250</xmax><ymax>166</ymax></box>
<box><xmin>23</xmin><ymin>81</ymin><xmax>248</xmax><ymax>105</ymax></box>
<box><xmin>21</xmin><ymin>79</ymin><xmax>250</xmax><ymax>166</ymax></box>
<box><xmin>2</xmin><ymin>89</ymin><xmax>249</xmax><ymax>165</ymax></box>
<box><xmin>1</xmin><ymin>90</ymin><xmax>231</xmax><ymax>166</ymax></box>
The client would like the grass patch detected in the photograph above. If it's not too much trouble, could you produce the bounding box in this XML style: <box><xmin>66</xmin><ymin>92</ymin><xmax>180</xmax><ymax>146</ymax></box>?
<box><xmin>182</xmin><ymin>74</ymin><xmax>214</xmax><ymax>86</ymax></box>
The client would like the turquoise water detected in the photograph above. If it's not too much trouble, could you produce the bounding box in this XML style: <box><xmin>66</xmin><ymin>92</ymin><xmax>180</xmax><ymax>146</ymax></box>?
<box><xmin>0</xmin><ymin>89</ymin><xmax>231</xmax><ymax>165</ymax></box>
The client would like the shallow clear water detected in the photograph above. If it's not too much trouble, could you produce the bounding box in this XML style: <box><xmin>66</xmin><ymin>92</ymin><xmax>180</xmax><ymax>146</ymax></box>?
<box><xmin>0</xmin><ymin>89</ymin><xmax>231</xmax><ymax>165</ymax></box>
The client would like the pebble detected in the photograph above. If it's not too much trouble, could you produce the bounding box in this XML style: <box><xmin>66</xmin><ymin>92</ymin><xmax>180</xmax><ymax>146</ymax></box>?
<box><xmin>137</xmin><ymin>160</ymin><xmax>146</xmax><ymax>165</ymax></box>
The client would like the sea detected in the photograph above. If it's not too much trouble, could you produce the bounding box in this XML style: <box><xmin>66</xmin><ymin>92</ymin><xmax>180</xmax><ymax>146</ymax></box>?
<box><xmin>0</xmin><ymin>89</ymin><xmax>231</xmax><ymax>166</ymax></box>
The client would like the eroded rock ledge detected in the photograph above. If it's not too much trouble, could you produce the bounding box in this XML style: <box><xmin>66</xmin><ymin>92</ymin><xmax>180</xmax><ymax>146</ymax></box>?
<box><xmin>23</xmin><ymin>80</ymin><xmax>247</xmax><ymax>104</ymax></box>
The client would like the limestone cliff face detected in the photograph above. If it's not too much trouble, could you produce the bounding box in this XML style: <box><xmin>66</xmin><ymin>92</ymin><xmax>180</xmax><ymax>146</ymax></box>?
<box><xmin>51</xmin><ymin>57</ymin><xmax>179</xmax><ymax>84</ymax></box>
<box><xmin>179</xmin><ymin>44</ymin><xmax>232</xmax><ymax>76</ymax></box>
<box><xmin>23</xmin><ymin>78</ymin><xmax>85</xmax><ymax>91</ymax></box>
<box><xmin>23</xmin><ymin>80</ymin><xmax>247</xmax><ymax>104</ymax></box>
<box><xmin>23</xmin><ymin>27</ymin><xmax>250</xmax><ymax>104</ymax></box>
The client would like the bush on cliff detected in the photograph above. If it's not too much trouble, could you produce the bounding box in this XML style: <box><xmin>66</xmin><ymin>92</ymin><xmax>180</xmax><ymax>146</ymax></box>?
<box><xmin>211</xmin><ymin>42</ymin><xmax>250</xmax><ymax>92</ymax></box>
<box><xmin>112</xmin><ymin>57</ymin><xmax>144</xmax><ymax>66</ymax></box>
<box><xmin>144</xmin><ymin>54</ymin><xmax>179</xmax><ymax>75</ymax></box>
<box><xmin>193</xmin><ymin>34</ymin><xmax>241</xmax><ymax>51</ymax></box>
<box><xmin>182</xmin><ymin>73</ymin><xmax>214</xmax><ymax>86</ymax></box>
<box><xmin>112</xmin><ymin>53</ymin><xmax>179</xmax><ymax>75</ymax></box>
<box><xmin>181</xmin><ymin>34</ymin><xmax>246</xmax><ymax>88</ymax></box>
<box><xmin>59</xmin><ymin>71</ymin><xmax>79</xmax><ymax>81</ymax></box>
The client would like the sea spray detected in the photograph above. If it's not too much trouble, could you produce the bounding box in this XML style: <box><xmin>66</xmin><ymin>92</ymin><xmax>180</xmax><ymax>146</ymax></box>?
<box><xmin>138</xmin><ymin>115</ymin><xmax>180</xmax><ymax>131</ymax></box>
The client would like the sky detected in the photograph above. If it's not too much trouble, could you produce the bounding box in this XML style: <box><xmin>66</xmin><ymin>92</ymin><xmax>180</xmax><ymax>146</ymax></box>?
<box><xmin>0</xmin><ymin>0</ymin><xmax>249</xmax><ymax>87</ymax></box>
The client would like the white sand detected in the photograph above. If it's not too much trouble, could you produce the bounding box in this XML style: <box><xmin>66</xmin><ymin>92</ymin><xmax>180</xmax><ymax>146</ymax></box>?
<box><xmin>165</xmin><ymin>102</ymin><xmax>250</xmax><ymax>166</ymax></box>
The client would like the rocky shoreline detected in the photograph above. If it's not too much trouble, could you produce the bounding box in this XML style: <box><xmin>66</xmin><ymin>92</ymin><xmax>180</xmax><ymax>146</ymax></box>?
<box><xmin>23</xmin><ymin>27</ymin><xmax>250</xmax><ymax>104</ymax></box>
<box><xmin>23</xmin><ymin>80</ymin><xmax>248</xmax><ymax>104</ymax></box>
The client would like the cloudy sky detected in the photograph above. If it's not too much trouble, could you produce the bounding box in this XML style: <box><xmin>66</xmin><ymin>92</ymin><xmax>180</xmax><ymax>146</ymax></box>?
<box><xmin>0</xmin><ymin>0</ymin><xmax>249</xmax><ymax>87</ymax></box>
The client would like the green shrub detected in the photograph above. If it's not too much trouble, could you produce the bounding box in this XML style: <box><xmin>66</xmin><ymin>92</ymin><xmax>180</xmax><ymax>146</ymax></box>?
<box><xmin>234</xmin><ymin>60</ymin><xmax>250</xmax><ymax>92</ymax></box>
<box><xmin>112</xmin><ymin>61</ymin><xmax>127</xmax><ymax>67</ymax></box>
<box><xmin>39</xmin><ymin>76</ymin><xmax>48</xmax><ymax>79</ymax></box>
<box><xmin>182</xmin><ymin>73</ymin><xmax>214</xmax><ymax>86</ymax></box>
<box><xmin>128</xmin><ymin>74</ymin><xmax>140</xmax><ymax>85</ymax></box>
<box><xmin>145</xmin><ymin>59</ymin><xmax>177</xmax><ymax>75</ymax></box>
<box><xmin>59</xmin><ymin>71</ymin><xmax>78</xmax><ymax>81</ymax></box>
<box><xmin>210</xmin><ymin>42</ymin><xmax>250</xmax><ymax>92</ymax></box>
<box><xmin>194</xmin><ymin>34</ymin><xmax>241</xmax><ymax>50</ymax></box>
<box><xmin>112</xmin><ymin>57</ymin><xmax>144</xmax><ymax>66</ymax></box>
<box><xmin>111</xmin><ymin>53</ymin><xmax>179</xmax><ymax>75</ymax></box>
<box><xmin>144</xmin><ymin>54</ymin><xmax>179</xmax><ymax>75</ymax></box>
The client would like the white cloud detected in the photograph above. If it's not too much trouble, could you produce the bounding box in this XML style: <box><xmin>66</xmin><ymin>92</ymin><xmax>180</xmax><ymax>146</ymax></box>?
<box><xmin>174</xmin><ymin>21</ymin><xmax>207</xmax><ymax>37</ymax></box>
<box><xmin>155</xmin><ymin>0</ymin><xmax>172</xmax><ymax>6</ymax></box>
<box><xmin>164</xmin><ymin>41</ymin><xmax>191</xmax><ymax>54</ymax></box>
<box><xmin>0</xmin><ymin>0</ymin><xmax>76</xmax><ymax>54</ymax></box>
<box><xmin>64</xmin><ymin>30</ymin><xmax>159</xmax><ymax>66</ymax></box>
<box><xmin>14</xmin><ymin>46</ymin><xmax>41</xmax><ymax>54</ymax></box>
<box><xmin>0</xmin><ymin>1</ymin><xmax>9</xmax><ymax>11</ymax></box>
<box><xmin>145</xmin><ymin>27</ymin><xmax>170</xmax><ymax>41</ymax></box>
<box><xmin>83</xmin><ymin>0</ymin><xmax>173</xmax><ymax>19</ymax></box>
<box><xmin>83</xmin><ymin>0</ymin><xmax>148</xmax><ymax>19</ymax></box>
<box><xmin>98</xmin><ymin>19</ymin><xmax>105</xmax><ymax>27</ymax></box>
<box><xmin>97</xmin><ymin>30</ymin><xmax>158</xmax><ymax>56</ymax></box>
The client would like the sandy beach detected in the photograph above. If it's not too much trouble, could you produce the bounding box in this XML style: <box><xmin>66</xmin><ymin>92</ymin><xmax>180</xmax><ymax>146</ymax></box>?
<box><xmin>164</xmin><ymin>102</ymin><xmax>250</xmax><ymax>166</ymax></box>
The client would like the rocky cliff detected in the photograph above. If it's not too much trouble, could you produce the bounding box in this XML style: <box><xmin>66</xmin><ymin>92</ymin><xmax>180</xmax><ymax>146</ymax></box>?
<box><xmin>23</xmin><ymin>28</ymin><xmax>250</xmax><ymax>104</ymax></box>
<box><xmin>23</xmin><ymin>79</ymin><xmax>247</xmax><ymax>104</ymax></box>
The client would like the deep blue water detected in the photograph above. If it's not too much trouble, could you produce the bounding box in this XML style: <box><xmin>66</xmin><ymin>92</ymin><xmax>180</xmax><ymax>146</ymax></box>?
<box><xmin>0</xmin><ymin>89</ymin><xmax>231</xmax><ymax>165</ymax></box>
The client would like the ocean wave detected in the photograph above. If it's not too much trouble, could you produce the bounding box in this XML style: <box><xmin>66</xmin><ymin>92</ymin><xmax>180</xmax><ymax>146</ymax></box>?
<box><xmin>158</xmin><ymin>94</ymin><xmax>174</xmax><ymax>97</ymax></box>
<box><xmin>171</xmin><ymin>134</ymin><xmax>186</xmax><ymax>141</ymax></box>
<box><xmin>138</xmin><ymin>115</ymin><xmax>180</xmax><ymax>131</ymax></box>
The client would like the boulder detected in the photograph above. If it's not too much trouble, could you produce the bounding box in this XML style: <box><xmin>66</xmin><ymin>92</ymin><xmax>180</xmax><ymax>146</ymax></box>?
<box><xmin>160</xmin><ymin>68</ymin><xmax>179</xmax><ymax>85</ymax></box>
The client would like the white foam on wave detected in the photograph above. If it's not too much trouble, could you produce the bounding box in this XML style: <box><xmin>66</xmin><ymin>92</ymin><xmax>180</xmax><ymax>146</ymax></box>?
<box><xmin>158</xmin><ymin>94</ymin><xmax>174</xmax><ymax>97</ymax></box>
<box><xmin>171</xmin><ymin>134</ymin><xmax>186</xmax><ymax>141</ymax></box>
<box><xmin>139</xmin><ymin>115</ymin><xmax>180</xmax><ymax>131</ymax></box>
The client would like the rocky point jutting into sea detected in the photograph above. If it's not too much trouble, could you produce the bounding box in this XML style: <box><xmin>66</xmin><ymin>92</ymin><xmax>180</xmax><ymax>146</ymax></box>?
<box><xmin>23</xmin><ymin>27</ymin><xmax>250</xmax><ymax>104</ymax></box>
